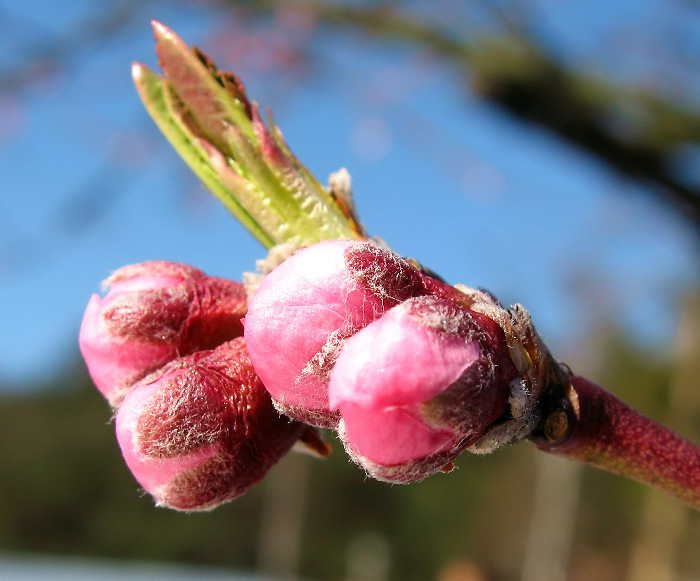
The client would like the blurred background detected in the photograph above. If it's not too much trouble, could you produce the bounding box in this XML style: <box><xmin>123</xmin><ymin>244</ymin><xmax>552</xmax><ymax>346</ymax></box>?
<box><xmin>1</xmin><ymin>0</ymin><xmax>699</xmax><ymax>579</ymax></box>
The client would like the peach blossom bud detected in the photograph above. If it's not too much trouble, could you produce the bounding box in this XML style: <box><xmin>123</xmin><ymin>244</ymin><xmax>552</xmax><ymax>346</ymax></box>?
<box><xmin>115</xmin><ymin>338</ymin><xmax>303</xmax><ymax>511</ymax></box>
<box><xmin>330</xmin><ymin>296</ymin><xmax>511</xmax><ymax>483</ymax></box>
<box><xmin>79</xmin><ymin>261</ymin><xmax>246</xmax><ymax>406</ymax></box>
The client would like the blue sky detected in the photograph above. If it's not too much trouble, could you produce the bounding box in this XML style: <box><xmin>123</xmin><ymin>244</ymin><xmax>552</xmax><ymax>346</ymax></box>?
<box><xmin>0</xmin><ymin>0</ymin><xmax>698</xmax><ymax>388</ymax></box>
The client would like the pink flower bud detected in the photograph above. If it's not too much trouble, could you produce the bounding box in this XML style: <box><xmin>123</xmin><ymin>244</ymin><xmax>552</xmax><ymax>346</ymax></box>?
<box><xmin>79</xmin><ymin>261</ymin><xmax>247</xmax><ymax>406</ymax></box>
<box><xmin>330</xmin><ymin>296</ymin><xmax>513</xmax><ymax>483</ymax></box>
<box><xmin>244</xmin><ymin>240</ymin><xmax>426</xmax><ymax>427</ymax></box>
<box><xmin>115</xmin><ymin>338</ymin><xmax>303</xmax><ymax>511</ymax></box>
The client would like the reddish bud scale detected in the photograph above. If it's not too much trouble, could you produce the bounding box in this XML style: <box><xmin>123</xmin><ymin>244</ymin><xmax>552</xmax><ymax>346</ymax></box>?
<box><xmin>418</xmin><ymin>276</ymin><xmax>524</xmax><ymax>444</ymax></box>
<box><xmin>344</xmin><ymin>242</ymin><xmax>427</xmax><ymax>304</ymax></box>
<box><xmin>116</xmin><ymin>338</ymin><xmax>303</xmax><ymax>511</ymax></box>
<box><xmin>535</xmin><ymin>376</ymin><xmax>700</xmax><ymax>510</ymax></box>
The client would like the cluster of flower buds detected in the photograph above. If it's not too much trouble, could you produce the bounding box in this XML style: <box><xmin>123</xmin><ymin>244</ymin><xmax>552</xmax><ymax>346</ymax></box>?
<box><xmin>81</xmin><ymin>242</ymin><xmax>551</xmax><ymax>507</ymax></box>
<box><xmin>92</xmin><ymin>22</ymin><xmax>700</xmax><ymax>512</ymax></box>
<box><xmin>244</xmin><ymin>240</ymin><xmax>544</xmax><ymax>483</ymax></box>
<box><xmin>79</xmin><ymin>261</ymin><xmax>303</xmax><ymax>511</ymax></box>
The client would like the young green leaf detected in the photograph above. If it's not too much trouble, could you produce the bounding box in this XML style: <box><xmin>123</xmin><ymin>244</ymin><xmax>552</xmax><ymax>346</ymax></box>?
<box><xmin>134</xmin><ymin>21</ymin><xmax>364</xmax><ymax>250</ymax></box>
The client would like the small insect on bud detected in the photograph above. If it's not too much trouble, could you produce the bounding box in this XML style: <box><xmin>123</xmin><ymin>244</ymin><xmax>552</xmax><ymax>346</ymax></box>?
<box><xmin>330</xmin><ymin>296</ymin><xmax>513</xmax><ymax>483</ymax></box>
<box><xmin>115</xmin><ymin>338</ymin><xmax>303</xmax><ymax>511</ymax></box>
<box><xmin>244</xmin><ymin>240</ymin><xmax>427</xmax><ymax>427</ymax></box>
<box><xmin>79</xmin><ymin>261</ymin><xmax>247</xmax><ymax>406</ymax></box>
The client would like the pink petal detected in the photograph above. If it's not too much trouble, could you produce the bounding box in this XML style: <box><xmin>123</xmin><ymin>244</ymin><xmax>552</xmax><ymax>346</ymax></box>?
<box><xmin>329</xmin><ymin>303</ymin><xmax>480</xmax><ymax>409</ymax></box>
<box><xmin>340</xmin><ymin>403</ymin><xmax>457</xmax><ymax>465</ymax></box>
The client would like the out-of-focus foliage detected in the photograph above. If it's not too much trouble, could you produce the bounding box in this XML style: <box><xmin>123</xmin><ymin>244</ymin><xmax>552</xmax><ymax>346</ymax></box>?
<box><xmin>1</xmin><ymin>322</ymin><xmax>698</xmax><ymax>580</ymax></box>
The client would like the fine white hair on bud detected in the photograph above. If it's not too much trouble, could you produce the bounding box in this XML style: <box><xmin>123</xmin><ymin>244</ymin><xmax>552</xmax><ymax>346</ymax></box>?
<box><xmin>115</xmin><ymin>338</ymin><xmax>303</xmax><ymax>511</ymax></box>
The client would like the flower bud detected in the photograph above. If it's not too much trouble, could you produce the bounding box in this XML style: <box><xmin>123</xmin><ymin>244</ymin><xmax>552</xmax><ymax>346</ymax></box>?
<box><xmin>79</xmin><ymin>261</ymin><xmax>247</xmax><ymax>406</ymax></box>
<box><xmin>115</xmin><ymin>338</ymin><xmax>303</xmax><ymax>511</ymax></box>
<box><xmin>330</xmin><ymin>296</ymin><xmax>514</xmax><ymax>483</ymax></box>
<box><xmin>244</xmin><ymin>240</ymin><xmax>426</xmax><ymax>427</ymax></box>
